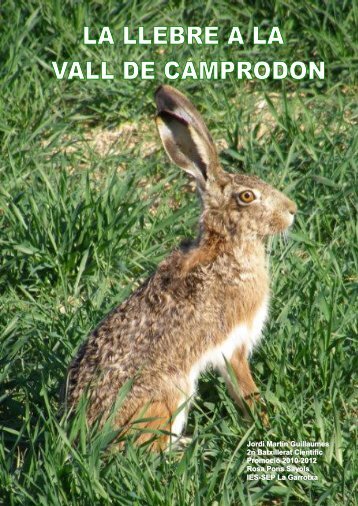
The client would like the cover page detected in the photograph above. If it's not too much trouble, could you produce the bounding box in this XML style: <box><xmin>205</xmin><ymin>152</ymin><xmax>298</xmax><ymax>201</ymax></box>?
<box><xmin>0</xmin><ymin>1</ymin><xmax>356</xmax><ymax>505</ymax></box>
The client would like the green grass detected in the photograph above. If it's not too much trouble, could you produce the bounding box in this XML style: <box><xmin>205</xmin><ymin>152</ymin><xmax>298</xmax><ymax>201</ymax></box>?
<box><xmin>0</xmin><ymin>1</ymin><xmax>357</xmax><ymax>504</ymax></box>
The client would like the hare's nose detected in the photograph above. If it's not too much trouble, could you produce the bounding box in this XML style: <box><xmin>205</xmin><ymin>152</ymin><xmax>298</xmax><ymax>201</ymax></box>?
<box><xmin>288</xmin><ymin>200</ymin><xmax>297</xmax><ymax>216</ymax></box>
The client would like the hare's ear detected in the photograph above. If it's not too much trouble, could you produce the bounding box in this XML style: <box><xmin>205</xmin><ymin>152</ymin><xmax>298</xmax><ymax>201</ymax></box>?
<box><xmin>155</xmin><ymin>85</ymin><xmax>222</xmax><ymax>190</ymax></box>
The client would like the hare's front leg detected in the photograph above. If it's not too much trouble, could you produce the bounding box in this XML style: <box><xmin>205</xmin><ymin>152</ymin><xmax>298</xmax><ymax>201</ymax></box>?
<box><xmin>221</xmin><ymin>346</ymin><xmax>269</xmax><ymax>425</ymax></box>
<box><xmin>222</xmin><ymin>346</ymin><xmax>260</xmax><ymax>408</ymax></box>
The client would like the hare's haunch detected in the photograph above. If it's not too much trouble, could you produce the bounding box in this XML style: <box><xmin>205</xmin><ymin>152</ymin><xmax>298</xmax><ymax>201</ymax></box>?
<box><xmin>65</xmin><ymin>85</ymin><xmax>297</xmax><ymax>450</ymax></box>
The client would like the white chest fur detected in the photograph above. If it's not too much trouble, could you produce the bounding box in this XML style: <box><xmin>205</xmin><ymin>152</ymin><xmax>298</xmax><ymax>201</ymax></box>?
<box><xmin>170</xmin><ymin>300</ymin><xmax>269</xmax><ymax>440</ymax></box>
<box><xmin>171</xmin><ymin>300</ymin><xmax>268</xmax><ymax>443</ymax></box>
<box><xmin>187</xmin><ymin>298</ymin><xmax>269</xmax><ymax>397</ymax></box>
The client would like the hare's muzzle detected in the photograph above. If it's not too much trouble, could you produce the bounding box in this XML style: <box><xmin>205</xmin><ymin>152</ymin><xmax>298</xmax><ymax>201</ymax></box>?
<box><xmin>287</xmin><ymin>199</ymin><xmax>297</xmax><ymax>216</ymax></box>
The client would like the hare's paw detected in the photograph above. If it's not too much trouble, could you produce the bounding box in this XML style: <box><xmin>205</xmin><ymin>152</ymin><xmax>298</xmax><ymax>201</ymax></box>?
<box><xmin>244</xmin><ymin>392</ymin><xmax>269</xmax><ymax>427</ymax></box>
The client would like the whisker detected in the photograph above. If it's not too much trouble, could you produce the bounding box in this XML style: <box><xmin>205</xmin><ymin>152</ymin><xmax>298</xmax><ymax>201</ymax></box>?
<box><xmin>277</xmin><ymin>231</ymin><xmax>290</xmax><ymax>261</ymax></box>
<box><xmin>283</xmin><ymin>230</ymin><xmax>289</xmax><ymax>245</ymax></box>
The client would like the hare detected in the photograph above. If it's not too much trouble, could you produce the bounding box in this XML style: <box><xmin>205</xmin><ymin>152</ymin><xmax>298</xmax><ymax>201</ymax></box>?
<box><xmin>65</xmin><ymin>85</ymin><xmax>297</xmax><ymax>450</ymax></box>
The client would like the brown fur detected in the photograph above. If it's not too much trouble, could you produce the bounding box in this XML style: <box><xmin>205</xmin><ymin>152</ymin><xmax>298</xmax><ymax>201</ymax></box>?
<box><xmin>64</xmin><ymin>85</ymin><xmax>297</xmax><ymax>448</ymax></box>
<box><xmin>225</xmin><ymin>345</ymin><xmax>259</xmax><ymax>403</ymax></box>
<box><xmin>126</xmin><ymin>395</ymin><xmax>181</xmax><ymax>450</ymax></box>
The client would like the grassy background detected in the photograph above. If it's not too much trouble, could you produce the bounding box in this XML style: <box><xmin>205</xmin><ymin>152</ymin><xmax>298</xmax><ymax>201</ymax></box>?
<box><xmin>0</xmin><ymin>1</ymin><xmax>357</xmax><ymax>504</ymax></box>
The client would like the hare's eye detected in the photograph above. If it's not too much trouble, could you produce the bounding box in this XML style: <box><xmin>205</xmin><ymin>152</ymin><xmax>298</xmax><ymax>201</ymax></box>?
<box><xmin>238</xmin><ymin>190</ymin><xmax>255</xmax><ymax>204</ymax></box>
